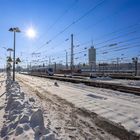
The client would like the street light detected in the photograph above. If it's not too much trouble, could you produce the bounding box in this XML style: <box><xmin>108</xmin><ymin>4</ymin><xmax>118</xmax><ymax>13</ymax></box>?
<box><xmin>9</xmin><ymin>27</ymin><xmax>21</xmax><ymax>81</ymax></box>
<box><xmin>7</xmin><ymin>48</ymin><xmax>13</xmax><ymax>58</ymax></box>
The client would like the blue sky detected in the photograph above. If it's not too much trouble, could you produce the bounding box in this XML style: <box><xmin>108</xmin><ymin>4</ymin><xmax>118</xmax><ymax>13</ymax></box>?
<box><xmin>0</xmin><ymin>0</ymin><xmax>140</xmax><ymax>68</ymax></box>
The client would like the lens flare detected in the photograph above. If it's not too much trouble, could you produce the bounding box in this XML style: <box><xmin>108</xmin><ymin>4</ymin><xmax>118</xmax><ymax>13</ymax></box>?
<box><xmin>26</xmin><ymin>28</ymin><xmax>36</xmax><ymax>38</ymax></box>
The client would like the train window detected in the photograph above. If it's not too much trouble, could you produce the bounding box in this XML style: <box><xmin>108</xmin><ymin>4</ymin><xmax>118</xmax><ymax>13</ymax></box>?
<box><xmin>48</xmin><ymin>68</ymin><xmax>53</xmax><ymax>72</ymax></box>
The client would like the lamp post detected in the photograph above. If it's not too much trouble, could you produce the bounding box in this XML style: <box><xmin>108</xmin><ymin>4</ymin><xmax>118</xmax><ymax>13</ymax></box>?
<box><xmin>7</xmin><ymin>48</ymin><xmax>13</xmax><ymax>58</ymax></box>
<box><xmin>9</xmin><ymin>27</ymin><xmax>21</xmax><ymax>81</ymax></box>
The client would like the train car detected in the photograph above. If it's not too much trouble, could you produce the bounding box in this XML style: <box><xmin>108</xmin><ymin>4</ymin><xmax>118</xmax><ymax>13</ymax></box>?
<box><xmin>29</xmin><ymin>67</ymin><xmax>54</xmax><ymax>76</ymax></box>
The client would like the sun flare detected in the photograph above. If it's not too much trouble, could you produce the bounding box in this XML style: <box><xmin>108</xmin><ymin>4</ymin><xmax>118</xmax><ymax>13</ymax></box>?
<box><xmin>26</xmin><ymin>28</ymin><xmax>36</xmax><ymax>38</ymax></box>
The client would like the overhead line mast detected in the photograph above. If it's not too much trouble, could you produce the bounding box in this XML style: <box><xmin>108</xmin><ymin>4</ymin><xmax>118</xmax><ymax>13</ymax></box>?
<box><xmin>71</xmin><ymin>34</ymin><xmax>74</xmax><ymax>72</ymax></box>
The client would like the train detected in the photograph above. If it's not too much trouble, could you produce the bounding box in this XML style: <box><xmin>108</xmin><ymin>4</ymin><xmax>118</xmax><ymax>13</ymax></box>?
<box><xmin>29</xmin><ymin>67</ymin><xmax>54</xmax><ymax>76</ymax></box>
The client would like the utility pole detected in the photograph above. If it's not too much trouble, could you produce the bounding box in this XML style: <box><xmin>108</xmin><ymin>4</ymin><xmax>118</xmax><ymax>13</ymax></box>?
<box><xmin>116</xmin><ymin>57</ymin><xmax>119</xmax><ymax>72</ymax></box>
<box><xmin>54</xmin><ymin>62</ymin><xmax>56</xmax><ymax>72</ymax></box>
<box><xmin>71</xmin><ymin>34</ymin><xmax>74</xmax><ymax>72</ymax></box>
<box><xmin>135</xmin><ymin>57</ymin><xmax>138</xmax><ymax>76</ymax></box>
<box><xmin>30</xmin><ymin>62</ymin><xmax>31</xmax><ymax>70</ymax></box>
<box><xmin>132</xmin><ymin>57</ymin><xmax>138</xmax><ymax>76</ymax></box>
<box><xmin>65</xmin><ymin>51</ymin><xmax>68</xmax><ymax>69</ymax></box>
<box><xmin>46</xmin><ymin>60</ymin><xmax>48</xmax><ymax>67</ymax></box>
<box><xmin>26</xmin><ymin>58</ymin><xmax>28</xmax><ymax>72</ymax></box>
<box><xmin>49</xmin><ymin>57</ymin><xmax>51</xmax><ymax>68</ymax></box>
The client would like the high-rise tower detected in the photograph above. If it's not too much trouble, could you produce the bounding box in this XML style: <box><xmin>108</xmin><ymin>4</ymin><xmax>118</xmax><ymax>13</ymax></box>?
<box><xmin>88</xmin><ymin>46</ymin><xmax>96</xmax><ymax>70</ymax></box>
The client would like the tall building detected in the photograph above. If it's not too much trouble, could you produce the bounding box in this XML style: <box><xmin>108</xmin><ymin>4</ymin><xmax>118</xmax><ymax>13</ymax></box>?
<box><xmin>88</xmin><ymin>46</ymin><xmax>96</xmax><ymax>70</ymax></box>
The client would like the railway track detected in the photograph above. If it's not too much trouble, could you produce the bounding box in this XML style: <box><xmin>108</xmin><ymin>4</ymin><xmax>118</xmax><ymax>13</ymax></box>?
<box><xmin>21</xmin><ymin>73</ymin><xmax>140</xmax><ymax>96</ymax></box>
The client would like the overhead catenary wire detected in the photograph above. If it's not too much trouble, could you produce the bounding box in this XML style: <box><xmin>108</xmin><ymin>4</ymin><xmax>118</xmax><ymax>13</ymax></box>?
<box><xmin>74</xmin><ymin>30</ymin><xmax>140</xmax><ymax>53</ymax></box>
<box><xmin>20</xmin><ymin>4</ymin><xmax>140</xmax><ymax>66</ymax></box>
<box><xmin>74</xmin><ymin>22</ymin><xmax>140</xmax><ymax>48</ymax></box>
<box><xmin>75</xmin><ymin>4</ymin><xmax>130</xmax><ymax>37</ymax></box>
<box><xmin>35</xmin><ymin>27</ymin><xmax>140</xmax><ymax>56</ymax></box>
<box><xmin>48</xmin><ymin>0</ymin><xmax>106</xmax><ymax>43</ymax></box>
<box><xmin>33</xmin><ymin>37</ymin><xmax>140</xmax><ymax>65</ymax></box>
<box><xmin>31</xmin><ymin>6</ymin><xmax>140</xmax><ymax>64</ymax></box>
<box><xmin>70</xmin><ymin>40</ymin><xmax>140</xmax><ymax>58</ymax></box>
<box><xmin>30</xmin><ymin>19</ymin><xmax>140</xmax><ymax>66</ymax></box>
<box><xmin>37</xmin><ymin>27</ymin><xmax>140</xmax><ymax>57</ymax></box>
<box><xmin>95</xmin><ymin>31</ymin><xmax>138</xmax><ymax>46</ymax></box>
<box><xmin>32</xmin><ymin>0</ymin><xmax>106</xmax><ymax>53</ymax></box>
<box><xmin>47</xmin><ymin>0</ymin><xmax>79</xmax><ymax>32</ymax></box>
<box><xmin>97</xmin><ymin>36</ymin><xmax>140</xmax><ymax>50</ymax></box>
<box><xmin>32</xmin><ymin>0</ymin><xmax>79</xmax><ymax>48</ymax></box>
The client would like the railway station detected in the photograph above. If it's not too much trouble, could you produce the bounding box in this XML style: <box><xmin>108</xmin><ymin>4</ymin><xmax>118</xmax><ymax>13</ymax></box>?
<box><xmin>0</xmin><ymin>0</ymin><xmax>140</xmax><ymax>140</ymax></box>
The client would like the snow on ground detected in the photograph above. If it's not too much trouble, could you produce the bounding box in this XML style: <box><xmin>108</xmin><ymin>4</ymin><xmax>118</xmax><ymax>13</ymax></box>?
<box><xmin>90</xmin><ymin>77</ymin><xmax>140</xmax><ymax>88</ymax></box>
<box><xmin>0</xmin><ymin>73</ymin><xmax>6</xmax><ymax>132</ymax></box>
<box><xmin>0</xmin><ymin>73</ymin><xmax>56</xmax><ymax>140</ymax></box>
<box><xmin>17</xmin><ymin>74</ymin><xmax>140</xmax><ymax>139</ymax></box>
<box><xmin>19</xmin><ymin>79</ymin><xmax>119</xmax><ymax>140</ymax></box>
<box><xmin>1</xmin><ymin>72</ymin><xmax>120</xmax><ymax>140</ymax></box>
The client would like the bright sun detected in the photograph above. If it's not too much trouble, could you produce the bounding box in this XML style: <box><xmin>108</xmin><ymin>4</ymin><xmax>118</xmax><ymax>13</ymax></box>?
<box><xmin>26</xmin><ymin>28</ymin><xmax>36</xmax><ymax>38</ymax></box>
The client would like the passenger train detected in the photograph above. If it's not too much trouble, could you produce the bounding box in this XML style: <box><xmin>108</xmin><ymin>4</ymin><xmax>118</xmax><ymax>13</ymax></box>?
<box><xmin>29</xmin><ymin>67</ymin><xmax>54</xmax><ymax>76</ymax></box>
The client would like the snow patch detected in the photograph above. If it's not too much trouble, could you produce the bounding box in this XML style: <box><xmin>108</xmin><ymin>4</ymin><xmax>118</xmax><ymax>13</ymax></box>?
<box><xmin>0</xmin><ymin>74</ymin><xmax>56</xmax><ymax>140</ymax></box>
